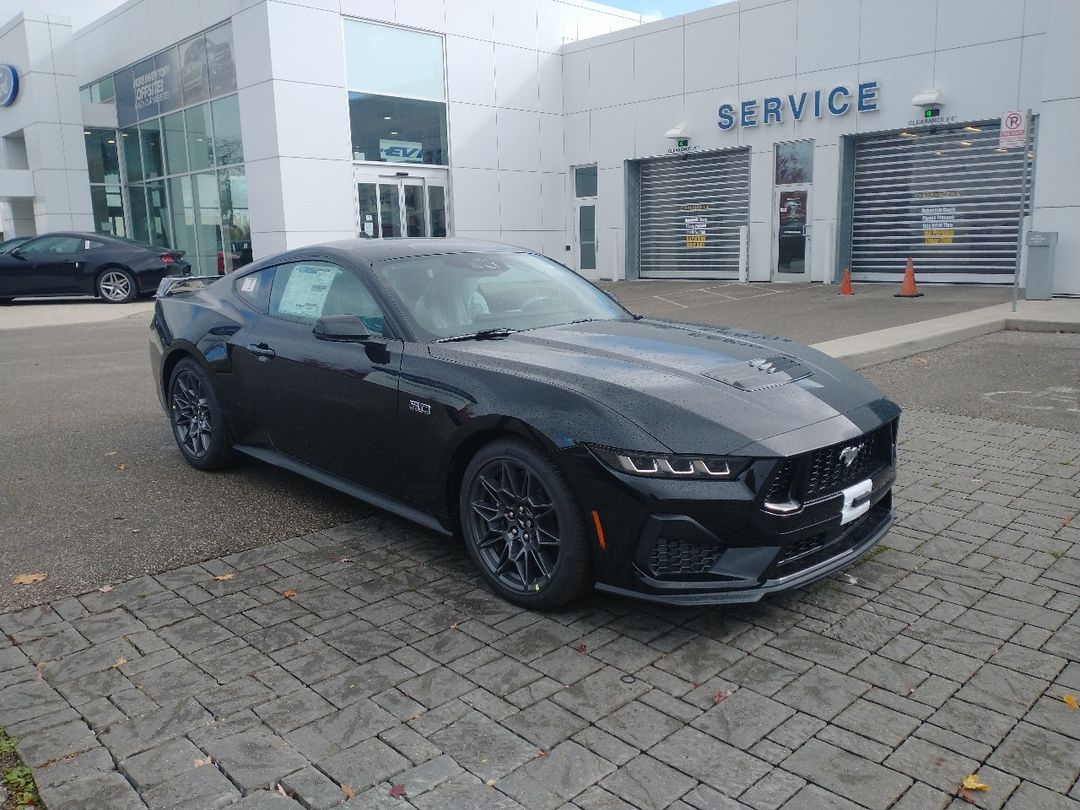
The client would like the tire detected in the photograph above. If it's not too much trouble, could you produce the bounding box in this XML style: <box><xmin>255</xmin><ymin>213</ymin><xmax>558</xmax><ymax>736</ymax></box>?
<box><xmin>96</xmin><ymin>267</ymin><xmax>137</xmax><ymax>303</ymax></box>
<box><xmin>459</xmin><ymin>438</ymin><xmax>593</xmax><ymax>609</ymax></box>
<box><xmin>167</xmin><ymin>358</ymin><xmax>238</xmax><ymax>470</ymax></box>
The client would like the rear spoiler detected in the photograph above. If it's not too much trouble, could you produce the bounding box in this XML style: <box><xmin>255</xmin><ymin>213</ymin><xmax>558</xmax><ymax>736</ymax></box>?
<box><xmin>155</xmin><ymin>275</ymin><xmax>220</xmax><ymax>298</ymax></box>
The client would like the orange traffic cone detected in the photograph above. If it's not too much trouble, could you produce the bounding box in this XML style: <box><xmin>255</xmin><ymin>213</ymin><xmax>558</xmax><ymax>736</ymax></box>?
<box><xmin>895</xmin><ymin>258</ymin><xmax>923</xmax><ymax>298</ymax></box>
<box><xmin>839</xmin><ymin>268</ymin><xmax>854</xmax><ymax>295</ymax></box>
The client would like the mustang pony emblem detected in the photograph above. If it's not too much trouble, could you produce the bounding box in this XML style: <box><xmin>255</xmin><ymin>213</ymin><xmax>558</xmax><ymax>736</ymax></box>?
<box><xmin>839</xmin><ymin>445</ymin><xmax>860</xmax><ymax>467</ymax></box>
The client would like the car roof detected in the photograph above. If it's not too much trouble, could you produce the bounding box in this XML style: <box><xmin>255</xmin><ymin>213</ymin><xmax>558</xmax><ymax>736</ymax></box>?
<box><xmin>311</xmin><ymin>238</ymin><xmax>529</xmax><ymax>265</ymax></box>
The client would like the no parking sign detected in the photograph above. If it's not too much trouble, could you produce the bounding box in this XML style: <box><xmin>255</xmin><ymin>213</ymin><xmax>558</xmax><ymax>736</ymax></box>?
<box><xmin>999</xmin><ymin>110</ymin><xmax>1027</xmax><ymax>148</ymax></box>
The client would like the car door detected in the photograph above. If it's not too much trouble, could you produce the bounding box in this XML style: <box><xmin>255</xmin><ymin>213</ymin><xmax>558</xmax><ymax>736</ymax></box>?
<box><xmin>15</xmin><ymin>235</ymin><xmax>85</xmax><ymax>294</ymax></box>
<box><xmin>243</xmin><ymin>259</ymin><xmax>404</xmax><ymax>496</ymax></box>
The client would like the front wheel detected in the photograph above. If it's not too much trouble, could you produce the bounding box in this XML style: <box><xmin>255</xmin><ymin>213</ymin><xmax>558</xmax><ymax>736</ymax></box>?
<box><xmin>97</xmin><ymin>268</ymin><xmax>137</xmax><ymax>303</ymax></box>
<box><xmin>168</xmin><ymin>358</ymin><xmax>237</xmax><ymax>470</ymax></box>
<box><xmin>460</xmin><ymin>439</ymin><xmax>593</xmax><ymax>609</ymax></box>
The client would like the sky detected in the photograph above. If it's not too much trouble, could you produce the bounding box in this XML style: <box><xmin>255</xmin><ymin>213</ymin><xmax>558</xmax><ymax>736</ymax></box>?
<box><xmin>3</xmin><ymin>0</ymin><xmax>731</xmax><ymax>31</ymax></box>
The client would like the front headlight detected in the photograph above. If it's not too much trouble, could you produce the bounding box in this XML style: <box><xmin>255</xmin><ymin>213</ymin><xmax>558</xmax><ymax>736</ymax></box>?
<box><xmin>588</xmin><ymin>445</ymin><xmax>750</xmax><ymax>479</ymax></box>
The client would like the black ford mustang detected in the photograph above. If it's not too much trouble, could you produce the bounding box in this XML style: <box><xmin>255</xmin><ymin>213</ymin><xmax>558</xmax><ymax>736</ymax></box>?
<box><xmin>0</xmin><ymin>231</ymin><xmax>189</xmax><ymax>304</ymax></box>
<box><xmin>151</xmin><ymin>239</ymin><xmax>899</xmax><ymax>608</ymax></box>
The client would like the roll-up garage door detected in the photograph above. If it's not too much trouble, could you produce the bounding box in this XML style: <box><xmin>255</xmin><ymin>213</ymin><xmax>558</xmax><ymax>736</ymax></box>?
<box><xmin>638</xmin><ymin>148</ymin><xmax>750</xmax><ymax>279</ymax></box>
<box><xmin>850</xmin><ymin>121</ymin><xmax>1032</xmax><ymax>283</ymax></box>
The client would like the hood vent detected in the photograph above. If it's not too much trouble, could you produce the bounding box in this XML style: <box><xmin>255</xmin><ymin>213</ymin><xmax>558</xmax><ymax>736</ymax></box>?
<box><xmin>704</xmin><ymin>355</ymin><xmax>813</xmax><ymax>391</ymax></box>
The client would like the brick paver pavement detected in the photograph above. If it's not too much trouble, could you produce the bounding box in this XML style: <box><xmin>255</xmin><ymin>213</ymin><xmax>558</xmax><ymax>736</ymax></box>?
<box><xmin>2</xmin><ymin>409</ymin><xmax>1079</xmax><ymax>809</ymax></box>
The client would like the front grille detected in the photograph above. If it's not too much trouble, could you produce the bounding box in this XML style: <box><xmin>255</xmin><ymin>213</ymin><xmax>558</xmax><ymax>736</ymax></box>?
<box><xmin>764</xmin><ymin>460</ymin><xmax>796</xmax><ymax>504</ymax></box>
<box><xmin>775</xmin><ymin>533</ymin><xmax>827</xmax><ymax>567</ymax></box>
<box><xmin>649</xmin><ymin>537</ymin><xmax>722</xmax><ymax>577</ymax></box>
<box><xmin>804</xmin><ymin>430</ymin><xmax>884</xmax><ymax>499</ymax></box>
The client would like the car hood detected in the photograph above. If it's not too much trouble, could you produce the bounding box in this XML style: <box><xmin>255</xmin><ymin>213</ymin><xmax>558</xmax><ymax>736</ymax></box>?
<box><xmin>431</xmin><ymin>318</ymin><xmax>895</xmax><ymax>455</ymax></box>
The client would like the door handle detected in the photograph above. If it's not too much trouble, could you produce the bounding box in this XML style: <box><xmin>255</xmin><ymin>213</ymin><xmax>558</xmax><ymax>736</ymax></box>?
<box><xmin>248</xmin><ymin>343</ymin><xmax>276</xmax><ymax>359</ymax></box>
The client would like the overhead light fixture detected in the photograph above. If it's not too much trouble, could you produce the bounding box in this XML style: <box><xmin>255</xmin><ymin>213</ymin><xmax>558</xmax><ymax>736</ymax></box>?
<box><xmin>994</xmin><ymin>147</ymin><xmax>1007</xmax><ymax>153</ymax></box>
<box><xmin>383</xmin><ymin>116</ymin><xmax>392</xmax><ymax>120</ymax></box>
<box><xmin>899</xmin><ymin>131</ymin><xmax>917</xmax><ymax>138</ymax></box>
<box><xmin>107</xmin><ymin>139</ymin><xmax>115</xmax><ymax>144</ymax></box>
<box><xmin>911</xmin><ymin>88</ymin><xmax>943</xmax><ymax>107</ymax></box>
<box><xmin>959</xmin><ymin>140</ymin><xmax>973</xmax><ymax>146</ymax></box>
<box><xmin>963</xmin><ymin>126</ymin><xmax>982</xmax><ymax>132</ymax></box>
<box><xmin>390</xmin><ymin>131</ymin><xmax>398</xmax><ymax>135</ymax></box>
<box><xmin>83</xmin><ymin>130</ymin><xmax>92</xmax><ymax>135</ymax></box>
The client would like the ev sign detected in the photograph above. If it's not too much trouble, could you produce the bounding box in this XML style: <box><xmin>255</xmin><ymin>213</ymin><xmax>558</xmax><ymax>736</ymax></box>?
<box><xmin>379</xmin><ymin>139</ymin><xmax>423</xmax><ymax>163</ymax></box>
<box><xmin>999</xmin><ymin>110</ymin><xmax>1027</xmax><ymax>148</ymax></box>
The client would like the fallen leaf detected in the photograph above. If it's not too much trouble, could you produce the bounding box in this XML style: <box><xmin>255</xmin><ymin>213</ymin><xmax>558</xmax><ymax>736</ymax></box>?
<box><xmin>116</xmin><ymin>463</ymin><xmax>127</xmax><ymax>471</ymax></box>
<box><xmin>449</xmin><ymin>623</ymin><xmax>459</xmax><ymax>630</ymax></box>
<box><xmin>282</xmin><ymin>589</ymin><xmax>299</xmax><ymax>598</ymax></box>
<box><xmin>193</xmin><ymin>756</ymin><xmax>212</xmax><ymax>767</ymax></box>
<box><xmin>388</xmin><ymin>784</ymin><xmax>406</xmax><ymax>798</ymax></box>
<box><xmin>574</xmin><ymin>643</ymin><xmax>587</xmax><ymax>653</ymax></box>
<box><xmin>962</xmin><ymin>774</ymin><xmax>989</xmax><ymax>792</ymax></box>
<box><xmin>843</xmin><ymin>573</ymin><xmax>859</xmax><ymax>585</ymax></box>
<box><xmin>12</xmin><ymin>572</ymin><xmax>46</xmax><ymax>585</ymax></box>
<box><xmin>484</xmin><ymin>779</ymin><xmax>496</xmax><ymax>787</ymax></box>
<box><xmin>104</xmin><ymin>451</ymin><xmax>117</xmax><ymax>457</ymax></box>
<box><xmin>1065</xmin><ymin>515</ymin><xmax>1073</xmax><ymax>527</ymax></box>
<box><xmin>337</xmin><ymin>556</ymin><xmax>353</xmax><ymax>563</ymax></box>
<box><xmin>537</xmin><ymin>750</ymin><xmax>548</xmax><ymax>758</ymax></box>
<box><xmin>1063</xmin><ymin>694</ymin><xmax>1079</xmax><ymax>710</ymax></box>
<box><xmin>275</xmin><ymin>784</ymin><xmax>287</xmax><ymax>797</ymax></box>
<box><xmin>213</xmin><ymin>573</ymin><xmax>235</xmax><ymax>582</ymax></box>
<box><xmin>111</xmin><ymin>657</ymin><xmax>127</xmax><ymax>669</ymax></box>
<box><xmin>713</xmin><ymin>689</ymin><xmax>732</xmax><ymax>705</ymax></box>
<box><xmin>98</xmin><ymin>584</ymin><xmax>114</xmax><ymax>593</ymax></box>
<box><xmin>957</xmin><ymin>788</ymin><xmax>976</xmax><ymax>804</ymax></box>
<box><xmin>342</xmin><ymin>784</ymin><xmax>355</xmax><ymax>799</ymax></box>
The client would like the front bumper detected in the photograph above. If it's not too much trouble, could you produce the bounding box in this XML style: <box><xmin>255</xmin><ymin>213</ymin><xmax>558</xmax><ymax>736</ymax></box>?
<box><xmin>563</xmin><ymin>410</ymin><xmax>899</xmax><ymax>605</ymax></box>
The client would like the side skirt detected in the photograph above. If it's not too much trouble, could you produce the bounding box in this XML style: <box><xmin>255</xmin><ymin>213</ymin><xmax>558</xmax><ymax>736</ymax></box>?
<box><xmin>234</xmin><ymin>444</ymin><xmax>453</xmax><ymax>537</ymax></box>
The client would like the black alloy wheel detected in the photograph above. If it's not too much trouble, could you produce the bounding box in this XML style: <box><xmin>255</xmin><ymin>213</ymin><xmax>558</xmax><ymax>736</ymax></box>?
<box><xmin>168</xmin><ymin>358</ymin><xmax>237</xmax><ymax>470</ymax></box>
<box><xmin>461</xmin><ymin>439</ymin><xmax>592</xmax><ymax>608</ymax></box>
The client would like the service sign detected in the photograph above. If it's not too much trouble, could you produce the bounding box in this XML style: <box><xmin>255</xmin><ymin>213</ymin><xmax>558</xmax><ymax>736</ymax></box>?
<box><xmin>379</xmin><ymin>139</ymin><xmax>423</xmax><ymax>163</ymax></box>
<box><xmin>999</xmin><ymin>110</ymin><xmax>1026</xmax><ymax>148</ymax></box>
<box><xmin>0</xmin><ymin>64</ymin><xmax>19</xmax><ymax>107</ymax></box>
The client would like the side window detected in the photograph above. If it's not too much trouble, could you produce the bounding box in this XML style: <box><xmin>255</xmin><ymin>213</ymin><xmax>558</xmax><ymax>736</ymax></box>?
<box><xmin>20</xmin><ymin>236</ymin><xmax>84</xmax><ymax>255</ymax></box>
<box><xmin>268</xmin><ymin>261</ymin><xmax>385</xmax><ymax>335</ymax></box>
<box><xmin>233</xmin><ymin>266</ymin><xmax>274</xmax><ymax>313</ymax></box>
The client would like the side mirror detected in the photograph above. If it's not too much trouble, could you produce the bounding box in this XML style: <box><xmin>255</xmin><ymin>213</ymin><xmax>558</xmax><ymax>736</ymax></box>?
<box><xmin>313</xmin><ymin>314</ymin><xmax>371</xmax><ymax>342</ymax></box>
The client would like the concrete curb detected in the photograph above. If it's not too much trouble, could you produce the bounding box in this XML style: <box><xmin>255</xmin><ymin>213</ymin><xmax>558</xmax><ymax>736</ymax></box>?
<box><xmin>0</xmin><ymin>300</ymin><xmax>155</xmax><ymax>330</ymax></box>
<box><xmin>815</xmin><ymin>298</ymin><xmax>1080</xmax><ymax>368</ymax></box>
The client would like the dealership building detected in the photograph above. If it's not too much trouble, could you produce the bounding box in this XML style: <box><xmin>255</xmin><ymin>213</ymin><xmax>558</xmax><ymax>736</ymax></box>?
<box><xmin>0</xmin><ymin>0</ymin><xmax>1077</xmax><ymax>293</ymax></box>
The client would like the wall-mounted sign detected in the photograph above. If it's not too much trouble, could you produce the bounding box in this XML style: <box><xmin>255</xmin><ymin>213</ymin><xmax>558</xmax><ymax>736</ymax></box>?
<box><xmin>0</xmin><ymin>64</ymin><xmax>19</xmax><ymax>107</ymax></box>
<box><xmin>718</xmin><ymin>81</ymin><xmax>878</xmax><ymax>130</ymax></box>
<box><xmin>999</xmin><ymin>110</ymin><xmax>1026</xmax><ymax>148</ymax></box>
<box><xmin>685</xmin><ymin>216</ymin><xmax>707</xmax><ymax>248</ymax></box>
<box><xmin>909</xmin><ymin>113</ymin><xmax>959</xmax><ymax>127</ymax></box>
<box><xmin>666</xmin><ymin>137</ymin><xmax>699</xmax><ymax>155</ymax></box>
<box><xmin>922</xmin><ymin>205</ymin><xmax>955</xmax><ymax>244</ymax></box>
<box><xmin>379</xmin><ymin>139</ymin><xmax>423</xmax><ymax>163</ymax></box>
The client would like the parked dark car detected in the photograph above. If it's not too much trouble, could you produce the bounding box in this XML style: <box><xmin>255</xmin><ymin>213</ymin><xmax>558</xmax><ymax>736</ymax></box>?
<box><xmin>150</xmin><ymin>239</ymin><xmax>899</xmax><ymax>609</ymax></box>
<box><xmin>0</xmin><ymin>232</ymin><xmax>189</xmax><ymax>304</ymax></box>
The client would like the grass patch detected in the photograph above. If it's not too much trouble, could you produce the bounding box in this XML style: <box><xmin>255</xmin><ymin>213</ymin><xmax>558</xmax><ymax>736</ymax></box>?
<box><xmin>864</xmin><ymin>544</ymin><xmax>892</xmax><ymax>560</ymax></box>
<box><xmin>0</xmin><ymin>729</ymin><xmax>40</xmax><ymax>809</ymax></box>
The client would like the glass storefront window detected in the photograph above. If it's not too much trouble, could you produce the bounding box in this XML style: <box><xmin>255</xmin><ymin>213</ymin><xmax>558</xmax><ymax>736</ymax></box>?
<box><xmin>211</xmin><ymin>95</ymin><xmax>243</xmax><ymax>166</ymax></box>
<box><xmin>345</xmin><ymin>20</ymin><xmax>445</xmax><ymax>101</ymax></box>
<box><xmin>168</xmin><ymin>175</ymin><xmax>197</xmax><ymax>267</ymax></box>
<box><xmin>204</xmin><ymin>23</ymin><xmax>237</xmax><ymax>98</ymax></box>
<box><xmin>128</xmin><ymin>184</ymin><xmax>150</xmax><ymax>242</ymax></box>
<box><xmin>84</xmin><ymin>129</ymin><xmax>120</xmax><ymax>185</ymax></box>
<box><xmin>90</xmin><ymin>185</ymin><xmax>126</xmax><ymax>236</ymax></box>
<box><xmin>348</xmin><ymin>92</ymin><xmax>447</xmax><ymax>165</ymax></box>
<box><xmin>140</xmin><ymin>120</ymin><xmax>165</xmax><ymax>178</ymax></box>
<box><xmin>146</xmin><ymin>180</ymin><xmax>171</xmax><ymax>247</ymax></box>
<box><xmin>218</xmin><ymin>168</ymin><xmax>251</xmax><ymax>273</ymax></box>
<box><xmin>120</xmin><ymin>127</ymin><xmax>142</xmax><ymax>183</ymax></box>
<box><xmin>179</xmin><ymin>35</ymin><xmax>210</xmax><ymax>107</ymax></box>
<box><xmin>162</xmin><ymin>111</ymin><xmax>188</xmax><ymax>175</ymax></box>
<box><xmin>194</xmin><ymin>172</ymin><xmax>222</xmax><ymax>273</ymax></box>
<box><xmin>429</xmin><ymin>185</ymin><xmax>447</xmax><ymax>237</ymax></box>
<box><xmin>575</xmin><ymin>166</ymin><xmax>598</xmax><ymax>197</ymax></box>
<box><xmin>185</xmin><ymin>103</ymin><xmax>214</xmax><ymax>171</ymax></box>
<box><xmin>775</xmin><ymin>141</ymin><xmax>814</xmax><ymax>184</ymax></box>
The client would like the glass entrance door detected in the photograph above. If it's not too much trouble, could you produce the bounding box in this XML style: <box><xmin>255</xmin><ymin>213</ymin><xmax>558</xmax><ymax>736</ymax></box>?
<box><xmin>355</xmin><ymin>169</ymin><xmax>449</xmax><ymax>239</ymax></box>
<box><xmin>773</xmin><ymin>187</ymin><xmax>811</xmax><ymax>279</ymax></box>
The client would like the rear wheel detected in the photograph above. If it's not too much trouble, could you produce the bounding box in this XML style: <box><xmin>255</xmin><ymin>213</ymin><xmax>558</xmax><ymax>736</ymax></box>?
<box><xmin>460</xmin><ymin>438</ymin><xmax>593</xmax><ymax>609</ymax></box>
<box><xmin>168</xmin><ymin>358</ymin><xmax>237</xmax><ymax>470</ymax></box>
<box><xmin>97</xmin><ymin>268</ymin><xmax>136</xmax><ymax>303</ymax></box>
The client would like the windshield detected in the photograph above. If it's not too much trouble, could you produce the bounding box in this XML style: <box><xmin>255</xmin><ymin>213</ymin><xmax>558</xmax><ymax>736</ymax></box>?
<box><xmin>371</xmin><ymin>251</ymin><xmax>630</xmax><ymax>341</ymax></box>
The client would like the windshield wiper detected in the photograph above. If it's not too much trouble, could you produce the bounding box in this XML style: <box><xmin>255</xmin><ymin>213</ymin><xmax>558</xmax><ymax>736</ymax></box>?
<box><xmin>437</xmin><ymin>328</ymin><xmax>517</xmax><ymax>343</ymax></box>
